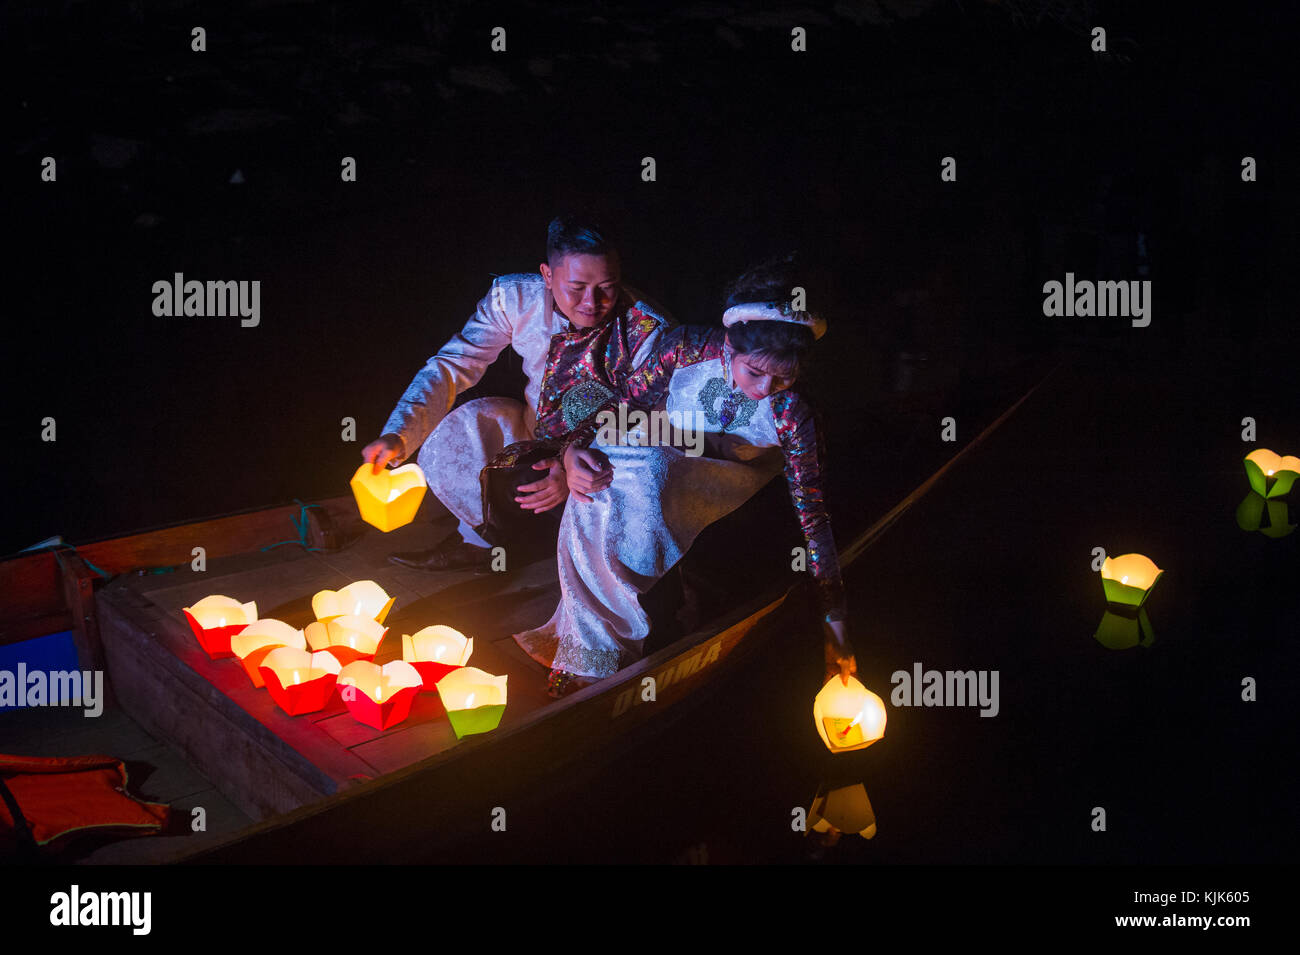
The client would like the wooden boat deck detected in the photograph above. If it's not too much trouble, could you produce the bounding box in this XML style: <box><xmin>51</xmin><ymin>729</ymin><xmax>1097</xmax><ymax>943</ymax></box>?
<box><xmin>95</xmin><ymin>503</ymin><xmax>567</xmax><ymax>828</ymax></box>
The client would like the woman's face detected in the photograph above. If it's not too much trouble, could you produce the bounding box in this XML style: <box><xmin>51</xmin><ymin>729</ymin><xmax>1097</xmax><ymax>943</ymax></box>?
<box><xmin>729</xmin><ymin>347</ymin><xmax>797</xmax><ymax>401</ymax></box>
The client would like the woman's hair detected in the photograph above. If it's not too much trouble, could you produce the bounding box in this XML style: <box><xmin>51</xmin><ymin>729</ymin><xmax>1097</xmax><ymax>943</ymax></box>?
<box><xmin>723</xmin><ymin>253</ymin><xmax>817</xmax><ymax>380</ymax></box>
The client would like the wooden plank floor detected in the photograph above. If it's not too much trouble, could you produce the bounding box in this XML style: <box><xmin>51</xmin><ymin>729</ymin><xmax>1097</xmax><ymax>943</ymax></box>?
<box><xmin>0</xmin><ymin>704</ymin><xmax>253</xmax><ymax>863</ymax></box>
<box><xmin>108</xmin><ymin>501</ymin><xmax>564</xmax><ymax>821</ymax></box>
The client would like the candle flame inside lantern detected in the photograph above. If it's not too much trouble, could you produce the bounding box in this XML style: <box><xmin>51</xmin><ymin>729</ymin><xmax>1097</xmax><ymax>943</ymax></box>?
<box><xmin>218</xmin><ymin>617</ymin><xmax>226</xmax><ymax>627</ymax></box>
<box><xmin>1268</xmin><ymin>469</ymin><xmax>1276</xmax><ymax>476</ymax></box>
<box><xmin>292</xmin><ymin>670</ymin><xmax>301</xmax><ymax>685</ymax></box>
<box><xmin>1121</xmin><ymin>575</ymin><xmax>1129</xmax><ymax>584</ymax></box>
<box><xmin>465</xmin><ymin>692</ymin><xmax>475</xmax><ymax>708</ymax></box>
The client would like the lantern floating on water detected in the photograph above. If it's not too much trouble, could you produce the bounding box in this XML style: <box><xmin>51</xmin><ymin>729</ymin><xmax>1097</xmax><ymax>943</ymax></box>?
<box><xmin>305</xmin><ymin>615</ymin><xmax>388</xmax><ymax>666</ymax></box>
<box><xmin>312</xmin><ymin>580</ymin><xmax>395</xmax><ymax>624</ymax></box>
<box><xmin>231</xmin><ymin>619</ymin><xmax>307</xmax><ymax>688</ymax></box>
<box><xmin>1099</xmin><ymin>553</ymin><xmax>1163</xmax><ymax>609</ymax></box>
<box><xmin>181</xmin><ymin>595</ymin><xmax>257</xmax><ymax>659</ymax></box>
<box><xmin>1243</xmin><ymin>449</ymin><xmax>1300</xmax><ymax>499</ymax></box>
<box><xmin>337</xmin><ymin>660</ymin><xmax>424</xmax><ymax>730</ymax></box>
<box><xmin>402</xmin><ymin>625</ymin><xmax>474</xmax><ymax>691</ymax></box>
<box><xmin>813</xmin><ymin>676</ymin><xmax>886</xmax><ymax>753</ymax></box>
<box><xmin>436</xmin><ymin>667</ymin><xmax>508</xmax><ymax>738</ymax></box>
<box><xmin>259</xmin><ymin>647</ymin><xmax>342</xmax><ymax>716</ymax></box>
<box><xmin>350</xmin><ymin>462</ymin><xmax>428</xmax><ymax>532</ymax></box>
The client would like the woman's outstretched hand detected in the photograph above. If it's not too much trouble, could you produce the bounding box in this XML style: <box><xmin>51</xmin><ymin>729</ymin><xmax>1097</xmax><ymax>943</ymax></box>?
<box><xmin>823</xmin><ymin>619</ymin><xmax>857</xmax><ymax>686</ymax></box>
<box><xmin>563</xmin><ymin>443</ymin><xmax>613</xmax><ymax>503</ymax></box>
<box><xmin>362</xmin><ymin>433</ymin><xmax>406</xmax><ymax>474</ymax></box>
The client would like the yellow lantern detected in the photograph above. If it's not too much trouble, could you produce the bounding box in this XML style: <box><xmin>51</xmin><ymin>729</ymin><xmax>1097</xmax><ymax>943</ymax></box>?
<box><xmin>402</xmin><ymin>625</ymin><xmax>474</xmax><ymax>691</ymax></box>
<box><xmin>350</xmin><ymin>462</ymin><xmax>428</xmax><ymax>532</ymax></box>
<box><xmin>311</xmin><ymin>580</ymin><xmax>395</xmax><ymax>624</ymax></box>
<box><xmin>1100</xmin><ymin>553</ymin><xmax>1163</xmax><ymax>609</ymax></box>
<box><xmin>337</xmin><ymin>660</ymin><xmax>424</xmax><ymax>729</ymax></box>
<box><xmin>230</xmin><ymin>619</ymin><xmax>307</xmax><ymax>688</ymax></box>
<box><xmin>1244</xmin><ymin>449</ymin><xmax>1300</xmax><ymax>498</ymax></box>
<box><xmin>813</xmin><ymin>676</ymin><xmax>887</xmax><ymax>753</ymax></box>
<box><xmin>435</xmin><ymin>667</ymin><xmax>508</xmax><ymax>738</ymax></box>
<box><xmin>181</xmin><ymin>595</ymin><xmax>257</xmax><ymax>659</ymax></box>
<box><xmin>304</xmin><ymin>615</ymin><xmax>388</xmax><ymax>666</ymax></box>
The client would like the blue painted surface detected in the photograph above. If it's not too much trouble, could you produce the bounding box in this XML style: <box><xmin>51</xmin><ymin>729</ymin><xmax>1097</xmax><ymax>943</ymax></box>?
<box><xmin>0</xmin><ymin>631</ymin><xmax>81</xmax><ymax>712</ymax></box>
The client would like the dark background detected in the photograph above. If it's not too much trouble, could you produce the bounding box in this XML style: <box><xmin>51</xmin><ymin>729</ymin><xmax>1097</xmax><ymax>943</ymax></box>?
<box><xmin>7</xmin><ymin>0</ymin><xmax>1291</xmax><ymax>552</ymax></box>
<box><xmin>4</xmin><ymin>0</ymin><xmax>1297</xmax><ymax>868</ymax></box>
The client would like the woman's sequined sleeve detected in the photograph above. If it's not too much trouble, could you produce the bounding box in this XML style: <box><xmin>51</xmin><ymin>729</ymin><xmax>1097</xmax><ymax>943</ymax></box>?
<box><xmin>771</xmin><ymin>389</ymin><xmax>846</xmax><ymax>621</ymax></box>
<box><xmin>564</xmin><ymin>325</ymin><xmax>721</xmax><ymax>448</ymax></box>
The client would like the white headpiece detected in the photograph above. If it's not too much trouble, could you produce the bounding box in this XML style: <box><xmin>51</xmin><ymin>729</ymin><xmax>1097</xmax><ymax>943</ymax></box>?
<box><xmin>721</xmin><ymin>302</ymin><xmax>827</xmax><ymax>341</ymax></box>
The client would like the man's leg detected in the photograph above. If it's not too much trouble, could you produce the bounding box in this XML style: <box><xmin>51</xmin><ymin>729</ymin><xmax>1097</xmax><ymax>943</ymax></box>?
<box><xmin>389</xmin><ymin>397</ymin><xmax>531</xmax><ymax>571</ymax></box>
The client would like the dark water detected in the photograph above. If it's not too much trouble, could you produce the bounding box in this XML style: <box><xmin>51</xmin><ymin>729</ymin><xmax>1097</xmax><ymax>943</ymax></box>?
<box><xmin>5</xmin><ymin>1</ymin><xmax>1297</xmax><ymax>872</ymax></box>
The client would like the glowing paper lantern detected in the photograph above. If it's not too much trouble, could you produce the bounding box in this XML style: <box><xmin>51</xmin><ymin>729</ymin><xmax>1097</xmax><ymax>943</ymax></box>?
<box><xmin>402</xmin><ymin>625</ymin><xmax>474</xmax><ymax>691</ymax></box>
<box><xmin>808</xmin><ymin>783</ymin><xmax>877</xmax><ymax>840</ymax></box>
<box><xmin>435</xmin><ymin>667</ymin><xmax>508</xmax><ymax>738</ymax></box>
<box><xmin>1100</xmin><ymin>553</ymin><xmax>1163</xmax><ymax>609</ymax></box>
<box><xmin>350</xmin><ymin>462</ymin><xmax>428</xmax><ymax>532</ymax></box>
<box><xmin>337</xmin><ymin>660</ymin><xmax>424</xmax><ymax>730</ymax></box>
<box><xmin>231</xmin><ymin>620</ymin><xmax>307</xmax><ymax>688</ymax></box>
<box><xmin>304</xmin><ymin>615</ymin><xmax>388</xmax><ymax>666</ymax></box>
<box><xmin>311</xmin><ymin>580</ymin><xmax>395</xmax><ymax>624</ymax></box>
<box><xmin>1244</xmin><ymin>449</ymin><xmax>1300</xmax><ymax>499</ymax></box>
<box><xmin>258</xmin><ymin>648</ymin><xmax>342</xmax><ymax>716</ymax></box>
<box><xmin>813</xmin><ymin>676</ymin><xmax>886</xmax><ymax>753</ymax></box>
<box><xmin>181</xmin><ymin>595</ymin><xmax>257</xmax><ymax>659</ymax></box>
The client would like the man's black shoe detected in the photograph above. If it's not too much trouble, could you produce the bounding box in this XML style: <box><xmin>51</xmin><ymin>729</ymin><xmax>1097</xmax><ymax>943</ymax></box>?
<box><xmin>388</xmin><ymin>534</ymin><xmax>492</xmax><ymax>572</ymax></box>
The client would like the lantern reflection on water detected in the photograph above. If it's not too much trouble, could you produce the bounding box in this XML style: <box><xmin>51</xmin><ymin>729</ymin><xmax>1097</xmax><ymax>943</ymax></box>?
<box><xmin>813</xmin><ymin>676</ymin><xmax>887</xmax><ymax>753</ymax></box>
<box><xmin>231</xmin><ymin>620</ymin><xmax>308</xmax><ymax>688</ymax></box>
<box><xmin>350</xmin><ymin>462</ymin><xmax>428</xmax><ymax>532</ymax></box>
<box><xmin>808</xmin><ymin>782</ymin><xmax>877</xmax><ymax>840</ymax></box>
<box><xmin>181</xmin><ymin>595</ymin><xmax>257</xmax><ymax>659</ymax></box>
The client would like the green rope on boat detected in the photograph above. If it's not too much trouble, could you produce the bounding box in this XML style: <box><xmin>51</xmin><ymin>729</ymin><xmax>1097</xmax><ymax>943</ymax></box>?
<box><xmin>260</xmin><ymin>500</ymin><xmax>325</xmax><ymax>554</ymax></box>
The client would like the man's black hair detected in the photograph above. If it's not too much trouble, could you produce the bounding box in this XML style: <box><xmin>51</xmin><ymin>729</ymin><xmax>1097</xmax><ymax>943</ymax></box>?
<box><xmin>546</xmin><ymin>214</ymin><xmax>618</xmax><ymax>264</ymax></box>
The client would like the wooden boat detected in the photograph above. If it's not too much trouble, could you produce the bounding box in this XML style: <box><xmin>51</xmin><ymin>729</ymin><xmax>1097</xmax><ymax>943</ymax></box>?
<box><xmin>0</xmin><ymin>364</ymin><xmax>1053</xmax><ymax>864</ymax></box>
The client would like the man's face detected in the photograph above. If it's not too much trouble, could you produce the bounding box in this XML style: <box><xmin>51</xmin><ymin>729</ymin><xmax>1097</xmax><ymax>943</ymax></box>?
<box><xmin>540</xmin><ymin>252</ymin><xmax>622</xmax><ymax>328</ymax></box>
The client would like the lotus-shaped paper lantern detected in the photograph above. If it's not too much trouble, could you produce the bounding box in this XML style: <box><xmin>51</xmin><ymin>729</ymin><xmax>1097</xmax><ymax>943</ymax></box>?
<box><xmin>337</xmin><ymin>660</ymin><xmax>424</xmax><ymax>730</ymax></box>
<box><xmin>311</xmin><ymin>580</ymin><xmax>395</xmax><ymax>624</ymax></box>
<box><xmin>258</xmin><ymin>647</ymin><xmax>343</xmax><ymax>716</ymax></box>
<box><xmin>304</xmin><ymin>615</ymin><xmax>388</xmax><ymax>666</ymax></box>
<box><xmin>813</xmin><ymin>676</ymin><xmax>887</xmax><ymax>753</ymax></box>
<box><xmin>350</xmin><ymin>462</ymin><xmax>428</xmax><ymax>532</ymax></box>
<box><xmin>181</xmin><ymin>595</ymin><xmax>257</xmax><ymax>659</ymax></box>
<box><xmin>1100</xmin><ymin>553</ymin><xmax>1163</xmax><ymax>609</ymax></box>
<box><xmin>231</xmin><ymin>620</ymin><xmax>307</xmax><ymax>688</ymax></box>
<box><xmin>435</xmin><ymin>667</ymin><xmax>508</xmax><ymax>738</ymax></box>
<box><xmin>1244</xmin><ymin>449</ymin><xmax>1300</xmax><ymax>499</ymax></box>
<box><xmin>402</xmin><ymin>625</ymin><xmax>474</xmax><ymax>691</ymax></box>
<box><xmin>808</xmin><ymin>783</ymin><xmax>878</xmax><ymax>840</ymax></box>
